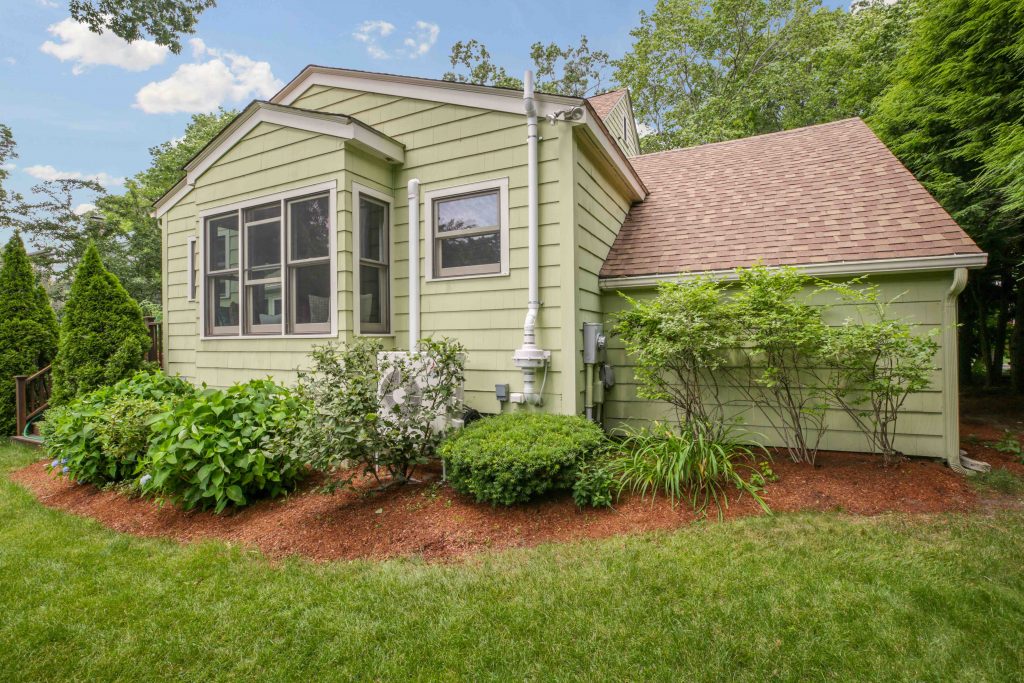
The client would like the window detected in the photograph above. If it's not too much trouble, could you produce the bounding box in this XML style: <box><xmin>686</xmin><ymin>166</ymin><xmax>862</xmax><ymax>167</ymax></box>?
<box><xmin>187</xmin><ymin>236</ymin><xmax>198</xmax><ymax>302</ymax></box>
<box><xmin>425</xmin><ymin>178</ymin><xmax>509</xmax><ymax>280</ymax></box>
<box><xmin>622</xmin><ymin>115</ymin><xmax>629</xmax><ymax>142</ymax></box>
<box><xmin>202</xmin><ymin>185</ymin><xmax>334</xmax><ymax>337</ymax></box>
<box><xmin>356</xmin><ymin>192</ymin><xmax>390</xmax><ymax>334</ymax></box>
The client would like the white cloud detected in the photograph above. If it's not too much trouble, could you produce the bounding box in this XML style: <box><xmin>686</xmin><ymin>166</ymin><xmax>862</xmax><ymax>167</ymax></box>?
<box><xmin>40</xmin><ymin>17</ymin><xmax>168</xmax><ymax>74</ymax></box>
<box><xmin>3</xmin><ymin>57</ymin><xmax>15</xmax><ymax>66</ymax></box>
<box><xmin>73</xmin><ymin>203</ymin><xmax>97</xmax><ymax>215</ymax></box>
<box><xmin>134</xmin><ymin>42</ymin><xmax>283</xmax><ymax>114</ymax></box>
<box><xmin>24</xmin><ymin>164</ymin><xmax>124</xmax><ymax>188</ymax></box>
<box><xmin>37</xmin><ymin>0</ymin><xmax>60</xmax><ymax>7</ymax></box>
<box><xmin>353</xmin><ymin>19</ymin><xmax>439</xmax><ymax>60</ymax></box>
<box><xmin>353</xmin><ymin>20</ymin><xmax>396</xmax><ymax>59</ymax></box>
<box><xmin>1</xmin><ymin>162</ymin><xmax>15</xmax><ymax>171</ymax></box>
<box><xmin>402</xmin><ymin>21</ymin><xmax>440</xmax><ymax>59</ymax></box>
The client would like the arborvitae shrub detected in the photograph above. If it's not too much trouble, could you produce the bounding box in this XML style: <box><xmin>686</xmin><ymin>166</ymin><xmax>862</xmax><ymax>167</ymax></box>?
<box><xmin>0</xmin><ymin>233</ymin><xmax>58</xmax><ymax>435</ymax></box>
<box><xmin>51</xmin><ymin>242</ymin><xmax>150</xmax><ymax>404</ymax></box>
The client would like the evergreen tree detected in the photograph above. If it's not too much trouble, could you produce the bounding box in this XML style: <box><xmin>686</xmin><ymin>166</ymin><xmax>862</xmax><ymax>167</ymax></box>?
<box><xmin>51</xmin><ymin>242</ymin><xmax>150</xmax><ymax>404</ymax></box>
<box><xmin>0</xmin><ymin>233</ymin><xmax>58</xmax><ymax>435</ymax></box>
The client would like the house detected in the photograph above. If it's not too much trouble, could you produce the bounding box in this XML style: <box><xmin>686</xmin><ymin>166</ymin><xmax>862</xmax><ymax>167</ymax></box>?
<box><xmin>153</xmin><ymin>65</ymin><xmax>986</xmax><ymax>471</ymax></box>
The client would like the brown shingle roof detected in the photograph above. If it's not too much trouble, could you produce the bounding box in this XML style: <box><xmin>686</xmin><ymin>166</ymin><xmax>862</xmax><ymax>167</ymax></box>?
<box><xmin>600</xmin><ymin>118</ymin><xmax>983</xmax><ymax>279</ymax></box>
<box><xmin>586</xmin><ymin>89</ymin><xmax>626</xmax><ymax>120</ymax></box>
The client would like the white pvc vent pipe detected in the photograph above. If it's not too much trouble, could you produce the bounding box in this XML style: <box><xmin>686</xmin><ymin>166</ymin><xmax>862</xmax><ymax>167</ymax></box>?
<box><xmin>407</xmin><ymin>178</ymin><xmax>421</xmax><ymax>353</ymax></box>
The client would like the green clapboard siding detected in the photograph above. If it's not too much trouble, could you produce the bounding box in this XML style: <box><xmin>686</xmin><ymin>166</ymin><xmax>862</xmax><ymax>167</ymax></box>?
<box><xmin>599</xmin><ymin>271</ymin><xmax>959</xmax><ymax>459</ymax></box>
<box><xmin>163</xmin><ymin>85</ymin><xmax>579</xmax><ymax>414</ymax></box>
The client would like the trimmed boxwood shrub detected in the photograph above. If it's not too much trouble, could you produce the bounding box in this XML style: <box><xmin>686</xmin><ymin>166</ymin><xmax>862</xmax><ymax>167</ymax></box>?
<box><xmin>0</xmin><ymin>233</ymin><xmax>58</xmax><ymax>435</ymax></box>
<box><xmin>41</xmin><ymin>371</ymin><xmax>194</xmax><ymax>485</ymax></box>
<box><xmin>439</xmin><ymin>413</ymin><xmax>607</xmax><ymax>506</ymax></box>
<box><xmin>141</xmin><ymin>379</ymin><xmax>307</xmax><ymax>513</ymax></box>
<box><xmin>51</xmin><ymin>242</ymin><xmax>151</xmax><ymax>405</ymax></box>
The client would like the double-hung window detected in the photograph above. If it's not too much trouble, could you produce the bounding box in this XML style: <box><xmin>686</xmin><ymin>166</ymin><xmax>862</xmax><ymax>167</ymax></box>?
<box><xmin>425</xmin><ymin>178</ymin><xmax>509</xmax><ymax>280</ymax></box>
<box><xmin>202</xmin><ymin>186</ymin><xmax>333</xmax><ymax>337</ymax></box>
<box><xmin>357</xmin><ymin>192</ymin><xmax>390</xmax><ymax>334</ymax></box>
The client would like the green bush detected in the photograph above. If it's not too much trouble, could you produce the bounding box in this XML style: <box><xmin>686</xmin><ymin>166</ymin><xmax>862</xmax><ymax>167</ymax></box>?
<box><xmin>440</xmin><ymin>413</ymin><xmax>607</xmax><ymax>506</ymax></box>
<box><xmin>572</xmin><ymin>458</ymin><xmax>616</xmax><ymax>509</ymax></box>
<box><xmin>0</xmin><ymin>233</ymin><xmax>58</xmax><ymax>436</ymax></box>
<box><xmin>143</xmin><ymin>379</ymin><xmax>306</xmax><ymax>513</ymax></box>
<box><xmin>51</xmin><ymin>242</ymin><xmax>151</xmax><ymax>405</ymax></box>
<box><xmin>274</xmin><ymin>338</ymin><xmax>466</xmax><ymax>490</ymax></box>
<box><xmin>41</xmin><ymin>371</ymin><xmax>192</xmax><ymax>484</ymax></box>
<box><xmin>607</xmin><ymin>422</ymin><xmax>769</xmax><ymax>517</ymax></box>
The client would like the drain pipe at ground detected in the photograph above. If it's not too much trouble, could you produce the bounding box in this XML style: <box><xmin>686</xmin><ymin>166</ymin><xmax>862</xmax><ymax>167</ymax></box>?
<box><xmin>511</xmin><ymin>70</ymin><xmax>550</xmax><ymax>405</ymax></box>
<box><xmin>408</xmin><ymin>178</ymin><xmax>420</xmax><ymax>354</ymax></box>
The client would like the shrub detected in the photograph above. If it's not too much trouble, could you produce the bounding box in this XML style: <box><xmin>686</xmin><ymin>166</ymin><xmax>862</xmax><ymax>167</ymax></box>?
<box><xmin>607</xmin><ymin>422</ymin><xmax>769</xmax><ymax>517</ymax></box>
<box><xmin>440</xmin><ymin>413</ymin><xmax>607</xmax><ymax>506</ymax></box>
<box><xmin>820</xmin><ymin>284</ymin><xmax>939</xmax><ymax>466</ymax></box>
<box><xmin>572</xmin><ymin>457</ymin><xmax>616</xmax><ymax>509</ymax></box>
<box><xmin>143</xmin><ymin>379</ymin><xmax>305</xmax><ymax>513</ymax></box>
<box><xmin>274</xmin><ymin>338</ymin><xmax>466</xmax><ymax>489</ymax></box>
<box><xmin>41</xmin><ymin>371</ymin><xmax>192</xmax><ymax>484</ymax></box>
<box><xmin>0</xmin><ymin>233</ymin><xmax>58</xmax><ymax>435</ymax></box>
<box><xmin>51</xmin><ymin>242</ymin><xmax>150</xmax><ymax>405</ymax></box>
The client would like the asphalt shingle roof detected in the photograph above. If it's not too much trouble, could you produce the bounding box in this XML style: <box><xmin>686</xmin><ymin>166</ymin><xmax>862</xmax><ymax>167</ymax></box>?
<box><xmin>600</xmin><ymin>118</ymin><xmax>983</xmax><ymax>279</ymax></box>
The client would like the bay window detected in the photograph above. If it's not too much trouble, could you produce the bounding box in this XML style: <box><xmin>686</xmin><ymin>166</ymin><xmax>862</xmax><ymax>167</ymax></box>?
<box><xmin>202</xmin><ymin>185</ymin><xmax>334</xmax><ymax>337</ymax></box>
<box><xmin>354</xmin><ymin>187</ymin><xmax>391</xmax><ymax>335</ymax></box>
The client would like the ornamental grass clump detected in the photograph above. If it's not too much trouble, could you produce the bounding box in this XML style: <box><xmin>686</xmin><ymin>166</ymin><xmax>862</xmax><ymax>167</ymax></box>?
<box><xmin>441</xmin><ymin>413</ymin><xmax>607</xmax><ymax>506</ymax></box>
<box><xmin>607</xmin><ymin>422</ymin><xmax>769</xmax><ymax>518</ymax></box>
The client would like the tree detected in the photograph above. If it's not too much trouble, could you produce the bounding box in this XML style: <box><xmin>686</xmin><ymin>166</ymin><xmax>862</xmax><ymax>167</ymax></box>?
<box><xmin>0</xmin><ymin>123</ymin><xmax>22</xmax><ymax>233</ymax></box>
<box><xmin>444</xmin><ymin>36</ymin><xmax>611</xmax><ymax>97</ymax></box>
<box><xmin>0</xmin><ymin>233</ymin><xmax>58</xmax><ymax>435</ymax></box>
<box><xmin>50</xmin><ymin>242</ymin><xmax>150</xmax><ymax>405</ymax></box>
<box><xmin>871</xmin><ymin>0</ymin><xmax>1024</xmax><ymax>391</ymax></box>
<box><xmin>69</xmin><ymin>0</ymin><xmax>216</xmax><ymax>54</ymax></box>
<box><xmin>18</xmin><ymin>109</ymin><xmax>237</xmax><ymax>307</ymax></box>
<box><xmin>614</xmin><ymin>0</ymin><xmax>918</xmax><ymax>151</ymax></box>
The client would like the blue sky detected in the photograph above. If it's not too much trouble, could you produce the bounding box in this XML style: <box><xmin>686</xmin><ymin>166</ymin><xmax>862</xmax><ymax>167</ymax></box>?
<box><xmin>0</xmin><ymin>0</ymin><xmax>851</xmax><ymax>216</ymax></box>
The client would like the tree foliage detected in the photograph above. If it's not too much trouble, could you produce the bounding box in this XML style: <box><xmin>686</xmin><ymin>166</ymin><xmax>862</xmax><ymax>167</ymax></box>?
<box><xmin>871</xmin><ymin>0</ymin><xmax>1024</xmax><ymax>391</ymax></box>
<box><xmin>50</xmin><ymin>242</ymin><xmax>150</xmax><ymax>405</ymax></box>
<box><xmin>614</xmin><ymin>0</ymin><xmax>918</xmax><ymax>151</ymax></box>
<box><xmin>68</xmin><ymin>0</ymin><xmax>216</xmax><ymax>54</ymax></box>
<box><xmin>0</xmin><ymin>233</ymin><xmax>58</xmax><ymax>435</ymax></box>
<box><xmin>444</xmin><ymin>36</ymin><xmax>610</xmax><ymax>96</ymax></box>
<box><xmin>0</xmin><ymin>123</ymin><xmax>21</xmax><ymax>232</ymax></box>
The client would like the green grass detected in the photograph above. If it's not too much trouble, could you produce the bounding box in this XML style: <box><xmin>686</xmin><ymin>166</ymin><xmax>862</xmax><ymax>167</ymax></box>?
<box><xmin>972</xmin><ymin>467</ymin><xmax>1024</xmax><ymax>495</ymax></box>
<box><xmin>2</xmin><ymin>443</ymin><xmax>1023</xmax><ymax>682</ymax></box>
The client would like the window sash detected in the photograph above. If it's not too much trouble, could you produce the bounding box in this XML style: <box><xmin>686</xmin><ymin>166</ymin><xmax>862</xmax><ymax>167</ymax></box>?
<box><xmin>431</xmin><ymin>189</ymin><xmax>502</xmax><ymax>279</ymax></box>
<box><xmin>202</xmin><ymin>191</ymin><xmax>332</xmax><ymax>337</ymax></box>
<box><xmin>357</xmin><ymin>193</ymin><xmax>390</xmax><ymax>335</ymax></box>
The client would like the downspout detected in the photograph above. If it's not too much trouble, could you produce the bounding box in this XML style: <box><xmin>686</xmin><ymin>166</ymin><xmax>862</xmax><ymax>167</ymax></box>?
<box><xmin>408</xmin><ymin>178</ymin><xmax>421</xmax><ymax>353</ymax></box>
<box><xmin>943</xmin><ymin>267</ymin><xmax>987</xmax><ymax>474</ymax></box>
<box><xmin>511</xmin><ymin>70</ymin><xmax>550</xmax><ymax>405</ymax></box>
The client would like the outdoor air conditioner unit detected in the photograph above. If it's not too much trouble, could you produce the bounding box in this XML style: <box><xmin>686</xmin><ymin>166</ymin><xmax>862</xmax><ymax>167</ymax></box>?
<box><xmin>377</xmin><ymin>351</ymin><xmax>465</xmax><ymax>433</ymax></box>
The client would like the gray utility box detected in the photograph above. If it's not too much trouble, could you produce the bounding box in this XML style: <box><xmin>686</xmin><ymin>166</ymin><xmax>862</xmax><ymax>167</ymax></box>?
<box><xmin>582</xmin><ymin>322</ymin><xmax>606</xmax><ymax>364</ymax></box>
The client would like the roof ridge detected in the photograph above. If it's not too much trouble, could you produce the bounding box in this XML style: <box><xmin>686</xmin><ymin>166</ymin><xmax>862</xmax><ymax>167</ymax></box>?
<box><xmin>632</xmin><ymin>118</ymin><xmax>865</xmax><ymax>160</ymax></box>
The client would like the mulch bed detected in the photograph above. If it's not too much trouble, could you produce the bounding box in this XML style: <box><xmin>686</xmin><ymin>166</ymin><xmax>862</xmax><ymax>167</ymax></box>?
<box><xmin>9</xmin><ymin>440</ymin><xmax>988</xmax><ymax>563</ymax></box>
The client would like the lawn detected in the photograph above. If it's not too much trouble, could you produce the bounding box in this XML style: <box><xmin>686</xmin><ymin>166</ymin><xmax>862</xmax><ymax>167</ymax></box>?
<box><xmin>2</xmin><ymin>442</ymin><xmax>1023</xmax><ymax>682</ymax></box>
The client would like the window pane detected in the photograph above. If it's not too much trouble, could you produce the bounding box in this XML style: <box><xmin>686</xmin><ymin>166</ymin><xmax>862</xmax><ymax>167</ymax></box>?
<box><xmin>290</xmin><ymin>195</ymin><xmax>330</xmax><ymax>260</ymax></box>
<box><xmin>244</xmin><ymin>203</ymin><xmax>280</xmax><ymax>223</ymax></box>
<box><xmin>246</xmin><ymin>282</ymin><xmax>282</xmax><ymax>332</ymax></box>
<box><xmin>246</xmin><ymin>221</ymin><xmax>281</xmax><ymax>280</ymax></box>
<box><xmin>290</xmin><ymin>263</ymin><xmax>331</xmax><ymax>327</ymax></box>
<box><xmin>436</xmin><ymin>191</ymin><xmax>499</xmax><ymax>233</ymax></box>
<box><xmin>208</xmin><ymin>274</ymin><xmax>239</xmax><ymax>331</ymax></box>
<box><xmin>359</xmin><ymin>264</ymin><xmax>387</xmax><ymax>325</ymax></box>
<box><xmin>359</xmin><ymin>196</ymin><xmax>386</xmax><ymax>262</ymax></box>
<box><xmin>439</xmin><ymin>232</ymin><xmax>501</xmax><ymax>270</ymax></box>
<box><xmin>207</xmin><ymin>214</ymin><xmax>238</xmax><ymax>271</ymax></box>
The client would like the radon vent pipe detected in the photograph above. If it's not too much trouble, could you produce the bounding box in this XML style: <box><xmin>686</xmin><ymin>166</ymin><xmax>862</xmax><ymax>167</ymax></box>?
<box><xmin>407</xmin><ymin>178</ymin><xmax>421</xmax><ymax>353</ymax></box>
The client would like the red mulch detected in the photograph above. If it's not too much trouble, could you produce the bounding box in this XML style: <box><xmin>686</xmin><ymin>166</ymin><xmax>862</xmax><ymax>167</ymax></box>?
<box><xmin>9</xmin><ymin>436</ymin><xmax>991</xmax><ymax>563</ymax></box>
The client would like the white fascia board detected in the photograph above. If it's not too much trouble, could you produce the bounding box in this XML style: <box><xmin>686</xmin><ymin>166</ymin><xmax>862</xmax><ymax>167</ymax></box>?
<box><xmin>598</xmin><ymin>253</ymin><xmax>991</xmax><ymax>290</ymax></box>
<box><xmin>273</xmin><ymin>68</ymin><xmax>647</xmax><ymax>200</ymax></box>
<box><xmin>184</xmin><ymin>106</ymin><xmax>403</xmax><ymax>187</ymax></box>
<box><xmin>273</xmin><ymin>67</ymin><xmax>575</xmax><ymax>118</ymax></box>
<box><xmin>153</xmin><ymin>179</ymin><xmax>192</xmax><ymax>219</ymax></box>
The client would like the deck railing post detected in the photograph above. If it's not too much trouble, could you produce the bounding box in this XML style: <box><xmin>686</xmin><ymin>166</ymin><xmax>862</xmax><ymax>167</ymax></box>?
<box><xmin>14</xmin><ymin>374</ymin><xmax>27</xmax><ymax>437</ymax></box>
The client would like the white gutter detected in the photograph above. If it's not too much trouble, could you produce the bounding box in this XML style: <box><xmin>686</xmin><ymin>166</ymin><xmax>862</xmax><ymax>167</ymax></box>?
<box><xmin>407</xmin><ymin>178</ymin><xmax>421</xmax><ymax>352</ymax></box>
<box><xmin>599</xmin><ymin>253</ymin><xmax>990</xmax><ymax>290</ymax></box>
<box><xmin>510</xmin><ymin>70</ymin><xmax>550</xmax><ymax>405</ymax></box>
